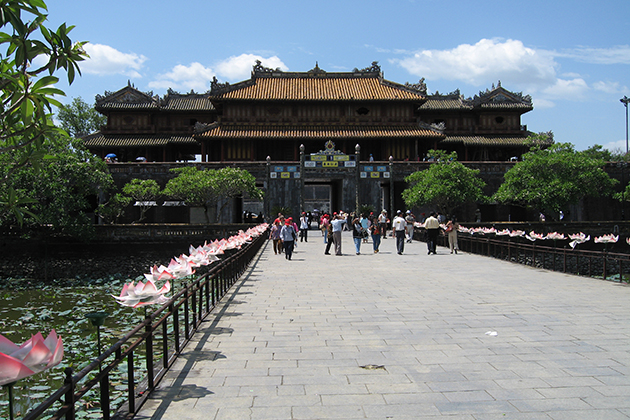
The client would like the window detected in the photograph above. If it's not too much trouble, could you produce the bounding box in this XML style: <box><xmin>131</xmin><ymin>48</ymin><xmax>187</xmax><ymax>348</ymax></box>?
<box><xmin>356</xmin><ymin>107</ymin><xmax>369</xmax><ymax>115</ymax></box>
<box><xmin>495</xmin><ymin>116</ymin><xmax>504</xmax><ymax>124</ymax></box>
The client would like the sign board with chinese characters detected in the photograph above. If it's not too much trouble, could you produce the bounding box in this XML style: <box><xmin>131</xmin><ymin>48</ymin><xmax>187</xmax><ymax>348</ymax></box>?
<box><xmin>360</xmin><ymin>165</ymin><xmax>390</xmax><ymax>178</ymax></box>
<box><xmin>305</xmin><ymin>140</ymin><xmax>356</xmax><ymax>169</ymax></box>
<box><xmin>270</xmin><ymin>166</ymin><xmax>300</xmax><ymax>179</ymax></box>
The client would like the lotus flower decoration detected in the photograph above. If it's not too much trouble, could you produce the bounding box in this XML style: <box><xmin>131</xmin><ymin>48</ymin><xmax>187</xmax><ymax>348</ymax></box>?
<box><xmin>508</xmin><ymin>230</ymin><xmax>525</xmax><ymax>237</ymax></box>
<box><xmin>525</xmin><ymin>231</ymin><xmax>546</xmax><ymax>241</ymax></box>
<box><xmin>496</xmin><ymin>229</ymin><xmax>511</xmax><ymax>236</ymax></box>
<box><xmin>594</xmin><ymin>234</ymin><xmax>618</xmax><ymax>244</ymax></box>
<box><xmin>546</xmin><ymin>232</ymin><xmax>566</xmax><ymax>241</ymax></box>
<box><xmin>0</xmin><ymin>330</ymin><xmax>63</xmax><ymax>386</ymax></box>
<box><xmin>569</xmin><ymin>232</ymin><xmax>591</xmax><ymax>249</ymax></box>
<box><xmin>113</xmin><ymin>279</ymin><xmax>171</xmax><ymax>308</ymax></box>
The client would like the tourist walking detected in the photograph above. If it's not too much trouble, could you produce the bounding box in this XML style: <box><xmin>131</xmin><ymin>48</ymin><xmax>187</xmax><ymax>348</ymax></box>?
<box><xmin>370</xmin><ymin>219</ymin><xmax>381</xmax><ymax>253</ymax></box>
<box><xmin>404</xmin><ymin>210</ymin><xmax>415</xmax><ymax>243</ymax></box>
<box><xmin>269</xmin><ymin>219</ymin><xmax>282</xmax><ymax>255</ymax></box>
<box><xmin>378</xmin><ymin>210</ymin><xmax>388</xmax><ymax>239</ymax></box>
<box><xmin>360</xmin><ymin>213</ymin><xmax>370</xmax><ymax>243</ymax></box>
<box><xmin>324</xmin><ymin>220</ymin><xmax>334</xmax><ymax>255</ymax></box>
<box><xmin>280</xmin><ymin>220</ymin><xmax>297</xmax><ymax>260</ymax></box>
<box><xmin>424</xmin><ymin>212</ymin><xmax>440</xmax><ymax>255</ymax></box>
<box><xmin>352</xmin><ymin>217</ymin><xmax>364</xmax><ymax>255</ymax></box>
<box><xmin>393</xmin><ymin>210</ymin><xmax>406</xmax><ymax>255</ymax></box>
<box><xmin>446</xmin><ymin>216</ymin><xmax>459</xmax><ymax>254</ymax></box>
<box><xmin>331</xmin><ymin>213</ymin><xmax>346</xmax><ymax>255</ymax></box>
<box><xmin>299</xmin><ymin>212</ymin><xmax>309</xmax><ymax>242</ymax></box>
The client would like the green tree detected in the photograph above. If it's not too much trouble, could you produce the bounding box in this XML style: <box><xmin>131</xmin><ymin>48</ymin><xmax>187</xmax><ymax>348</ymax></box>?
<box><xmin>56</xmin><ymin>96</ymin><xmax>106</xmax><ymax>138</ymax></box>
<box><xmin>163</xmin><ymin>167</ymin><xmax>263</xmax><ymax>223</ymax></box>
<box><xmin>213</xmin><ymin>167</ymin><xmax>264</xmax><ymax>221</ymax></box>
<box><xmin>95</xmin><ymin>193</ymin><xmax>131</xmax><ymax>225</ymax></box>
<box><xmin>0</xmin><ymin>135</ymin><xmax>113</xmax><ymax>237</ymax></box>
<box><xmin>493</xmin><ymin>142</ymin><xmax>618</xmax><ymax>218</ymax></box>
<box><xmin>0</xmin><ymin>0</ymin><xmax>87</xmax><ymax>223</ymax></box>
<box><xmin>122</xmin><ymin>178</ymin><xmax>161</xmax><ymax>222</ymax></box>
<box><xmin>402</xmin><ymin>150</ymin><xmax>486</xmax><ymax>215</ymax></box>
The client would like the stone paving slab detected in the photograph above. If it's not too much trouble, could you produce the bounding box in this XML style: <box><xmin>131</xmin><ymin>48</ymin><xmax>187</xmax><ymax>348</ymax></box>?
<box><xmin>135</xmin><ymin>231</ymin><xmax>630</xmax><ymax>420</ymax></box>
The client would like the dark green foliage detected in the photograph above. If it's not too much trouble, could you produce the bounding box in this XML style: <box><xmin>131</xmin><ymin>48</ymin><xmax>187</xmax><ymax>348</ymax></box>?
<box><xmin>402</xmin><ymin>150</ymin><xmax>486</xmax><ymax>215</ymax></box>
<box><xmin>494</xmin><ymin>142</ymin><xmax>618</xmax><ymax>217</ymax></box>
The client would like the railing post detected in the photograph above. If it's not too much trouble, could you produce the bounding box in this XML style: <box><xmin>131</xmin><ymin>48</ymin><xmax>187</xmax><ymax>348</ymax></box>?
<box><xmin>145</xmin><ymin>314</ymin><xmax>154</xmax><ymax>390</ymax></box>
<box><xmin>127</xmin><ymin>351</ymin><xmax>135</xmax><ymax>414</ymax></box>
<box><xmin>63</xmin><ymin>367</ymin><xmax>75</xmax><ymax>420</ymax></box>
<box><xmin>100</xmin><ymin>373</ymin><xmax>110</xmax><ymax>420</ymax></box>
<box><xmin>172</xmin><ymin>303</ymin><xmax>180</xmax><ymax>354</ymax></box>
<box><xmin>162</xmin><ymin>321</ymin><xmax>169</xmax><ymax>370</ymax></box>
<box><xmin>192</xmin><ymin>282</ymin><xmax>198</xmax><ymax>327</ymax></box>
<box><xmin>184</xmin><ymin>282</ymin><xmax>190</xmax><ymax>340</ymax></box>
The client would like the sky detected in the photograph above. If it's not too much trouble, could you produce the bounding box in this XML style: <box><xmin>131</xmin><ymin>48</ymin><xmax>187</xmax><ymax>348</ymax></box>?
<box><xmin>44</xmin><ymin>0</ymin><xmax>630</xmax><ymax>152</ymax></box>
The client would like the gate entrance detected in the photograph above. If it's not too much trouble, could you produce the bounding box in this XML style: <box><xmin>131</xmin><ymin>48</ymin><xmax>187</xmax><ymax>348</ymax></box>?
<box><xmin>304</xmin><ymin>184</ymin><xmax>331</xmax><ymax>214</ymax></box>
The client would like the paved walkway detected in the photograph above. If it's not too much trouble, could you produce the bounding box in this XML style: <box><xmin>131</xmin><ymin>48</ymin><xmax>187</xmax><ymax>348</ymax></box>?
<box><xmin>136</xmin><ymin>230</ymin><xmax>630</xmax><ymax>420</ymax></box>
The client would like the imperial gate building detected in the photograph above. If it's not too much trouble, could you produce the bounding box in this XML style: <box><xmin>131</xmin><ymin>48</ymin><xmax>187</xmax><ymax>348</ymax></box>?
<box><xmin>85</xmin><ymin>62</ymin><xmax>549</xmax><ymax>222</ymax></box>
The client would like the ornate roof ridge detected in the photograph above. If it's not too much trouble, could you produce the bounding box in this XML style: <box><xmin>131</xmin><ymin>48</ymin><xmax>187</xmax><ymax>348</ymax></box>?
<box><xmin>95</xmin><ymin>82</ymin><xmax>158</xmax><ymax>107</ymax></box>
<box><xmin>210</xmin><ymin>61</ymin><xmax>427</xmax><ymax>99</ymax></box>
<box><xmin>471</xmin><ymin>82</ymin><xmax>532</xmax><ymax>106</ymax></box>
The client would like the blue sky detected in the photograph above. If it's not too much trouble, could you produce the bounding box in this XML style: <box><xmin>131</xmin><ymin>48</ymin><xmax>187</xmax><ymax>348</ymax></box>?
<box><xmin>46</xmin><ymin>0</ymin><xmax>630</xmax><ymax>152</ymax></box>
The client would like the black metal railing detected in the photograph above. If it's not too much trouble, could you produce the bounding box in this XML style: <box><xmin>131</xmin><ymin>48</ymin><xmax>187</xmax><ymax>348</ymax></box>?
<box><xmin>432</xmin><ymin>232</ymin><xmax>630</xmax><ymax>282</ymax></box>
<box><xmin>23</xmin><ymin>230</ymin><xmax>267</xmax><ymax>420</ymax></box>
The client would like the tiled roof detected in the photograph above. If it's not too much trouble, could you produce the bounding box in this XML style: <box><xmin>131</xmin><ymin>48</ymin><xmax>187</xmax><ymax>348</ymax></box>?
<box><xmin>83</xmin><ymin>133</ymin><xmax>197</xmax><ymax>148</ymax></box>
<box><xmin>213</xmin><ymin>77</ymin><xmax>425</xmax><ymax>101</ymax></box>
<box><xmin>195</xmin><ymin>123</ymin><xmax>444</xmax><ymax>140</ymax></box>
<box><xmin>161</xmin><ymin>96</ymin><xmax>215</xmax><ymax>111</ymax></box>
<box><xmin>479</xmin><ymin>103</ymin><xmax>533</xmax><ymax>109</ymax></box>
<box><xmin>419</xmin><ymin>98</ymin><xmax>471</xmax><ymax>110</ymax></box>
<box><xmin>96</xmin><ymin>102</ymin><xmax>158</xmax><ymax>110</ymax></box>
<box><xmin>441</xmin><ymin>136</ymin><xmax>532</xmax><ymax>147</ymax></box>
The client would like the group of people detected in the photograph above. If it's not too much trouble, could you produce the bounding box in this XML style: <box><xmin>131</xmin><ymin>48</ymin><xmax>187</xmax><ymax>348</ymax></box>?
<box><xmin>270</xmin><ymin>209</ymin><xmax>461</xmax><ymax>259</ymax></box>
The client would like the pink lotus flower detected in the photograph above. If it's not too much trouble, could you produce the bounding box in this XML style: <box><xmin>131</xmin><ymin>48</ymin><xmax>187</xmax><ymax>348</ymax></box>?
<box><xmin>594</xmin><ymin>234</ymin><xmax>619</xmax><ymax>244</ymax></box>
<box><xmin>509</xmin><ymin>230</ymin><xmax>525</xmax><ymax>237</ymax></box>
<box><xmin>526</xmin><ymin>231</ymin><xmax>546</xmax><ymax>241</ymax></box>
<box><xmin>458</xmin><ymin>225</ymin><xmax>469</xmax><ymax>233</ymax></box>
<box><xmin>546</xmin><ymin>232</ymin><xmax>566</xmax><ymax>240</ymax></box>
<box><xmin>113</xmin><ymin>280</ymin><xmax>171</xmax><ymax>308</ymax></box>
<box><xmin>568</xmin><ymin>232</ymin><xmax>590</xmax><ymax>249</ymax></box>
<box><xmin>0</xmin><ymin>330</ymin><xmax>63</xmax><ymax>386</ymax></box>
<box><xmin>496</xmin><ymin>229</ymin><xmax>511</xmax><ymax>236</ymax></box>
<box><xmin>144</xmin><ymin>264</ymin><xmax>175</xmax><ymax>282</ymax></box>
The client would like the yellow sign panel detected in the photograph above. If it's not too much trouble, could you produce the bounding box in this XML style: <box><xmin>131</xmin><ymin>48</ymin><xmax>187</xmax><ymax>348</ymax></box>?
<box><xmin>333</xmin><ymin>155</ymin><xmax>349</xmax><ymax>161</ymax></box>
<box><xmin>322</xmin><ymin>161</ymin><xmax>339</xmax><ymax>168</ymax></box>
<box><xmin>281</xmin><ymin>172</ymin><xmax>291</xmax><ymax>178</ymax></box>
<box><xmin>370</xmin><ymin>172</ymin><xmax>381</xmax><ymax>178</ymax></box>
<box><xmin>310</xmin><ymin>155</ymin><xmax>327</xmax><ymax>161</ymax></box>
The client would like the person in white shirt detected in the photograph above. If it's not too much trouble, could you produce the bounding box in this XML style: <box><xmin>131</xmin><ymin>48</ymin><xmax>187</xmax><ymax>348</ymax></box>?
<box><xmin>392</xmin><ymin>210</ymin><xmax>407</xmax><ymax>255</ymax></box>
<box><xmin>299</xmin><ymin>212</ymin><xmax>309</xmax><ymax>242</ymax></box>
<box><xmin>330</xmin><ymin>214</ymin><xmax>347</xmax><ymax>255</ymax></box>
<box><xmin>424</xmin><ymin>212</ymin><xmax>440</xmax><ymax>255</ymax></box>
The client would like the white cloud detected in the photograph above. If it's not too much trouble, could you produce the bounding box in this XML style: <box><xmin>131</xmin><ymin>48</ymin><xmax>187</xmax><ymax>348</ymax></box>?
<box><xmin>602</xmin><ymin>139</ymin><xmax>627</xmax><ymax>153</ymax></box>
<box><xmin>542</xmin><ymin>78</ymin><xmax>589</xmax><ymax>100</ymax></box>
<box><xmin>533</xmin><ymin>98</ymin><xmax>556</xmax><ymax>109</ymax></box>
<box><xmin>148</xmin><ymin>63</ymin><xmax>215</xmax><ymax>92</ymax></box>
<box><xmin>214</xmin><ymin>54</ymin><xmax>288</xmax><ymax>81</ymax></box>
<box><xmin>554</xmin><ymin>45</ymin><xmax>630</xmax><ymax>65</ymax></box>
<box><xmin>82</xmin><ymin>43</ymin><xmax>147</xmax><ymax>77</ymax></box>
<box><xmin>146</xmin><ymin>54</ymin><xmax>288</xmax><ymax>93</ymax></box>
<box><xmin>592</xmin><ymin>81</ymin><xmax>624</xmax><ymax>94</ymax></box>
<box><xmin>393</xmin><ymin>39</ymin><xmax>557</xmax><ymax>88</ymax></box>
